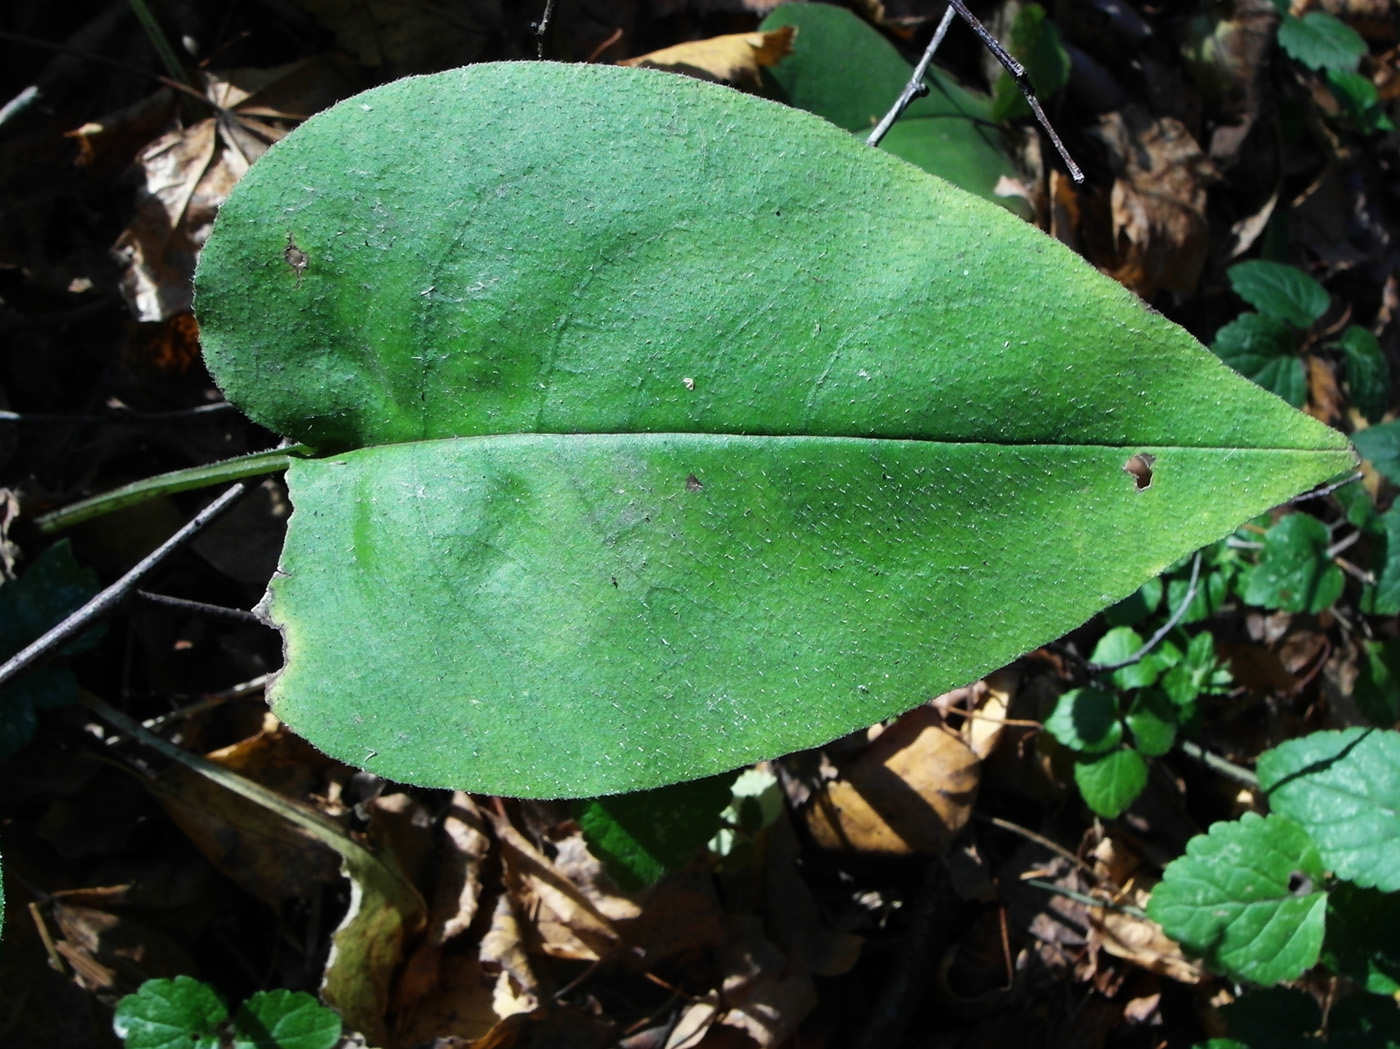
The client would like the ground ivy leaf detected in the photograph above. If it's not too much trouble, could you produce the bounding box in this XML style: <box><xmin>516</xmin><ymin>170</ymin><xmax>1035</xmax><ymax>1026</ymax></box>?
<box><xmin>1045</xmin><ymin>686</ymin><xmax>1122</xmax><ymax>753</ymax></box>
<box><xmin>1146</xmin><ymin>812</ymin><xmax>1327</xmax><ymax>984</ymax></box>
<box><xmin>1277</xmin><ymin>12</ymin><xmax>1368</xmax><ymax>72</ymax></box>
<box><xmin>576</xmin><ymin>773</ymin><xmax>738</xmax><ymax>889</ymax></box>
<box><xmin>1336</xmin><ymin>326</ymin><xmax>1389</xmax><ymax>423</ymax></box>
<box><xmin>1212</xmin><ymin>312</ymin><xmax>1306</xmax><ymax>406</ymax></box>
<box><xmin>194</xmin><ymin>63</ymin><xmax>1354</xmax><ymax>797</ymax></box>
<box><xmin>232</xmin><ymin>989</ymin><xmax>341</xmax><ymax>1049</ymax></box>
<box><xmin>1072</xmin><ymin>746</ymin><xmax>1147</xmax><ymax>818</ymax></box>
<box><xmin>1090</xmin><ymin>625</ymin><xmax>1159</xmax><ymax>689</ymax></box>
<box><xmin>1242</xmin><ymin>513</ymin><xmax>1344</xmax><ymax>614</ymax></box>
<box><xmin>1353</xmin><ymin>423</ymin><xmax>1400</xmax><ymax>486</ymax></box>
<box><xmin>1227</xmin><ymin>261</ymin><xmax>1330</xmax><ymax>328</ymax></box>
<box><xmin>113</xmin><ymin>976</ymin><xmax>228</xmax><ymax>1049</ymax></box>
<box><xmin>1125</xmin><ymin>688</ymin><xmax>1177</xmax><ymax>757</ymax></box>
<box><xmin>1258</xmin><ymin>728</ymin><xmax>1400</xmax><ymax>892</ymax></box>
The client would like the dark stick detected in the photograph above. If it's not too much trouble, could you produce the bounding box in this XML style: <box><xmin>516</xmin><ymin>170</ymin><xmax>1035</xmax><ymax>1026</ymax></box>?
<box><xmin>0</xmin><ymin>484</ymin><xmax>247</xmax><ymax>690</ymax></box>
<box><xmin>135</xmin><ymin>590</ymin><xmax>265</xmax><ymax>625</ymax></box>
<box><xmin>947</xmin><ymin>0</ymin><xmax>1083</xmax><ymax>183</ymax></box>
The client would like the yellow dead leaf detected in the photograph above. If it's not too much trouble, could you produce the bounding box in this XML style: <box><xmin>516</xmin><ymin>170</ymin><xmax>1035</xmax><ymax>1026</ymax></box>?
<box><xmin>804</xmin><ymin>705</ymin><xmax>980</xmax><ymax>855</ymax></box>
<box><xmin>621</xmin><ymin>26</ymin><xmax>796</xmax><ymax>85</ymax></box>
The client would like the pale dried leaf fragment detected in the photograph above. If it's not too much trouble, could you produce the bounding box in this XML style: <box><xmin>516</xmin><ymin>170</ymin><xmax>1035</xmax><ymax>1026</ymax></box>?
<box><xmin>621</xmin><ymin>26</ymin><xmax>796</xmax><ymax>85</ymax></box>
<box><xmin>804</xmin><ymin>705</ymin><xmax>980</xmax><ymax>854</ymax></box>
<box><xmin>1091</xmin><ymin>885</ymin><xmax>1207</xmax><ymax>984</ymax></box>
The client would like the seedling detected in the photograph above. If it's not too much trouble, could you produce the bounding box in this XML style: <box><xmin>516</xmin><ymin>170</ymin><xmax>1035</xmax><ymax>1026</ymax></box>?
<box><xmin>114</xmin><ymin>976</ymin><xmax>341</xmax><ymax>1049</ymax></box>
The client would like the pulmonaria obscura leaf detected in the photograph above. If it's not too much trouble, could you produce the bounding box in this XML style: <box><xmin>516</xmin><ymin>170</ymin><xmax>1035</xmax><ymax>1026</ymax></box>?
<box><xmin>194</xmin><ymin>62</ymin><xmax>1354</xmax><ymax>797</ymax></box>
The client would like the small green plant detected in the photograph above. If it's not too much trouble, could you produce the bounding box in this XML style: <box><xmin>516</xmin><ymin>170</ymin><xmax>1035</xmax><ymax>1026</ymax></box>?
<box><xmin>1147</xmin><ymin>728</ymin><xmax>1400</xmax><ymax>1047</ymax></box>
<box><xmin>113</xmin><ymin>976</ymin><xmax>341</xmax><ymax>1049</ymax></box>
<box><xmin>1274</xmin><ymin>3</ymin><xmax>1391</xmax><ymax>135</ymax></box>
<box><xmin>1213</xmin><ymin>259</ymin><xmax>1390</xmax><ymax>416</ymax></box>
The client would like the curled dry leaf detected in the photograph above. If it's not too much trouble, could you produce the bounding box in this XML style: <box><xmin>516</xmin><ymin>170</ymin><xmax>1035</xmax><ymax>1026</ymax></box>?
<box><xmin>1089</xmin><ymin>107</ymin><xmax>1217</xmax><ymax>298</ymax></box>
<box><xmin>803</xmin><ymin>705</ymin><xmax>980</xmax><ymax>855</ymax></box>
<box><xmin>1090</xmin><ymin>885</ymin><xmax>1207</xmax><ymax>985</ymax></box>
<box><xmin>621</xmin><ymin>26</ymin><xmax>796</xmax><ymax>85</ymax></box>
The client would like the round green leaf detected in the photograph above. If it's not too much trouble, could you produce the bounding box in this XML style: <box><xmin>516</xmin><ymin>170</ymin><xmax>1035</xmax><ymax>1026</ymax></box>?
<box><xmin>1072</xmin><ymin>746</ymin><xmax>1148</xmax><ymax>818</ymax></box>
<box><xmin>1277</xmin><ymin>12</ymin><xmax>1368</xmax><ymax>73</ymax></box>
<box><xmin>113</xmin><ymin>976</ymin><xmax>228</xmax><ymax>1049</ymax></box>
<box><xmin>1227</xmin><ymin>261</ymin><xmax>1330</xmax><ymax>328</ymax></box>
<box><xmin>1354</xmin><ymin>422</ymin><xmax>1400</xmax><ymax>486</ymax></box>
<box><xmin>1242</xmin><ymin>513</ymin><xmax>1345</xmax><ymax>614</ymax></box>
<box><xmin>1336</xmin><ymin>326</ymin><xmax>1390</xmax><ymax>424</ymax></box>
<box><xmin>232</xmin><ymin>989</ymin><xmax>341</xmax><ymax>1049</ymax></box>
<box><xmin>1146</xmin><ymin>812</ymin><xmax>1328</xmax><ymax>985</ymax></box>
<box><xmin>1125</xmin><ymin>688</ymin><xmax>1177</xmax><ymax>757</ymax></box>
<box><xmin>1212</xmin><ymin>312</ymin><xmax>1306</xmax><ymax>407</ymax></box>
<box><xmin>1258</xmin><ymin>728</ymin><xmax>1400</xmax><ymax>892</ymax></box>
<box><xmin>194</xmin><ymin>63</ymin><xmax>1353</xmax><ymax>797</ymax></box>
<box><xmin>1044</xmin><ymin>686</ymin><xmax>1122</xmax><ymax>754</ymax></box>
<box><xmin>1090</xmin><ymin>625</ymin><xmax>1160</xmax><ymax>690</ymax></box>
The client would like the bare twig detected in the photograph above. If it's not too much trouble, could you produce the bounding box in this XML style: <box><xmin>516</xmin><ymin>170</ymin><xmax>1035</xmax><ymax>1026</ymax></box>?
<box><xmin>867</xmin><ymin>5</ymin><xmax>956</xmax><ymax>147</ymax></box>
<box><xmin>0</xmin><ymin>484</ymin><xmax>247</xmax><ymax>690</ymax></box>
<box><xmin>1292</xmin><ymin>470</ymin><xmax>1364</xmax><ymax>503</ymax></box>
<box><xmin>1327</xmin><ymin>529</ymin><xmax>1362</xmax><ymax>560</ymax></box>
<box><xmin>947</xmin><ymin>1</ymin><xmax>1083</xmax><ymax>182</ymax></box>
<box><xmin>1088</xmin><ymin>552</ymin><xmax>1203</xmax><ymax>673</ymax></box>
<box><xmin>135</xmin><ymin>590</ymin><xmax>265</xmax><ymax>625</ymax></box>
<box><xmin>533</xmin><ymin>0</ymin><xmax>557</xmax><ymax>59</ymax></box>
<box><xmin>1178</xmin><ymin>739</ymin><xmax>1259</xmax><ymax>790</ymax></box>
<box><xmin>1022</xmin><ymin>879</ymin><xmax>1148</xmax><ymax>919</ymax></box>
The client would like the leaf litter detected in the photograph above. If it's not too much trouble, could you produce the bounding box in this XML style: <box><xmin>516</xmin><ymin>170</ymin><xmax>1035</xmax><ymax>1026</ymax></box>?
<box><xmin>0</xmin><ymin>1</ymin><xmax>1398</xmax><ymax>1047</ymax></box>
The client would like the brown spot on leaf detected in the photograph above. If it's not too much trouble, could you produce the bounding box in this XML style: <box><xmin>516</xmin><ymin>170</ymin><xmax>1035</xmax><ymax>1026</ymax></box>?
<box><xmin>1123</xmin><ymin>453</ymin><xmax>1156</xmax><ymax>491</ymax></box>
<box><xmin>284</xmin><ymin>232</ymin><xmax>308</xmax><ymax>286</ymax></box>
<box><xmin>685</xmin><ymin>474</ymin><xmax>703</xmax><ymax>492</ymax></box>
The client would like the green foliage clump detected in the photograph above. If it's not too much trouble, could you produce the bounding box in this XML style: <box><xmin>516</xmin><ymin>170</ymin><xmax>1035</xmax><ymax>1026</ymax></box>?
<box><xmin>113</xmin><ymin>976</ymin><xmax>341</xmax><ymax>1049</ymax></box>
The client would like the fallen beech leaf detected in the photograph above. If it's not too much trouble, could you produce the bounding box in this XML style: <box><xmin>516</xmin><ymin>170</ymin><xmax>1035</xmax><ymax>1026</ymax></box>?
<box><xmin>621</xmin><ymin>26</ymin><xmax>796</xmax><ymax>84</ymax></box>
<box><xmin>965</xmin><ymin>669</ymin><xmax>1020</xmax><ymax>761</ymax></box>
<box><xmin>804</xmin><ymin>705</ymin><xmax>980</xmax><ymax>855</ymax></box>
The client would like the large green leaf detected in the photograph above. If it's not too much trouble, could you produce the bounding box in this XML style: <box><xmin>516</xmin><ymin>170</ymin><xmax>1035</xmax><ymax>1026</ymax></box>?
<box><xmin>194</xmin><ymin>62</ymin><xmax>1352</xmax><ymax>797</ymax></box>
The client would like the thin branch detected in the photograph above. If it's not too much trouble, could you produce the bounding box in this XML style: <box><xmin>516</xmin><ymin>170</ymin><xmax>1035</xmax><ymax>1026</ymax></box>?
<box><xmin>135</xmin><ymin>590</ymin><xmax>265</xmax><ymax>625</ymax></box>
<box><xmin>1292</xmin><ymin>470</ymin><xmax>1364</xmax><ymax>503</ymax></box>
<box><xmin>0</xmin><ymin>484</ymin><xmax>247</xmax><ymax>690</ymax></box>
<box><xmin>867</xmin><ymin>4</ymin><xmax>955</xmax><ymax>147</ymax></box>
<box><xmin>0</xmin><ymin>402</ymin><xmax>236</xmax><ymax>424</ymax></box>
<box><xmin>977</xmin><ymin>813</ymin><xmax>1096</xmax><ymax>875</ymax></box>
<box><xmin>1177</xmin><ymin>740</ymin><xmax>1259</xmax><ymax>790</ymax></box>
<box><xmin>947</xmin><ymin>1</ymin><xmax>1083</xmax><ymax>182</ymax></box>
<box><xmin>1088</xmin><ymin>552</ymin><xmax>1202</xmax><ymax>673</ymax></box>
<box><xmin>1022</xmin><ymin>879</ymin><xmax>1148</xmax><ymax>919</ymax></box>
<box><xmin>533</xmin><ymin>0</ymin><xmax>557</xmax><ymax>59</ymax></box>
<box><xmin>1326</xmin><ymin>529</ymin><xmax>1362</xmax><ymax>560</ymax></box>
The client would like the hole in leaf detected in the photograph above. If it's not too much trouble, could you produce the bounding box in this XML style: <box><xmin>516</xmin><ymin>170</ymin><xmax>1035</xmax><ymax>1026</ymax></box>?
<box><xmin>1288</xmin><ymin>871</ymin><xmax>1313</xmax><ymax>896</ymax></box>
<box><xmin>685</xmin><ymin>474</ymin><xmax>704</xmax><ymax>492</ymax></box>
<box><xmin>1123</xmin><ymin>453</ymin><xmax>1156</xmax><ymax>491</ymax></box>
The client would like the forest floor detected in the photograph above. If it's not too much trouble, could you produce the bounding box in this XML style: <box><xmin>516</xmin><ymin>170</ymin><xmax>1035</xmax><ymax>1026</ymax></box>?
<box><xmin>0</xmin><ymin>1</ymin><xmax>1398</xmax><ymax>1047</ymax></box>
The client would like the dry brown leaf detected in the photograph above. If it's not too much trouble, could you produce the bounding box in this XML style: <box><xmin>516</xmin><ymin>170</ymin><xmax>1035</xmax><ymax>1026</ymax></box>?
<box><xmin>49</xmin><ymin>901</ymin><xmax>197</xmax><ymax>993</ymax></box>
<box><xmin>486</xmin><ymin>808</ymin><xmax>634</xmax><ymax>962</ymax></box>
<box><xmin>1088</xmin><ymin>107</ymin><xmax>1217</xmax><ymax>299</ymax></box>
<box><xmin>106</xmin><ymin>57</ymin><xmax>354</xmax><ymax>322</ymax></box>
<box><xmin>479</xmin><ymin>894</ymin><xmax>539</xmax><ymax>1019</ymax></box>
<box><xmin>803</xmin><ymin>705</ymin><xmax>980</xmax><ymax>855</ymax></box>
<box><xmin>1090</xmin><ymin>885</ymin><xmax>1207</xmax><ymax>985</ymax></box>
<box><xmin>621</xmin><ymin>26</ymin><xmax>795</xmax><ymax>85</ymax></box>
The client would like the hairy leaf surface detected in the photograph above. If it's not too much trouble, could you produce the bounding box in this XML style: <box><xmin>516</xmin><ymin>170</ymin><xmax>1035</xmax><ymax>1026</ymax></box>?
<box><xmin>195</xmin><ymin>62</ymin><xmax>1353</xmax><ymax>796</ymax></box>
